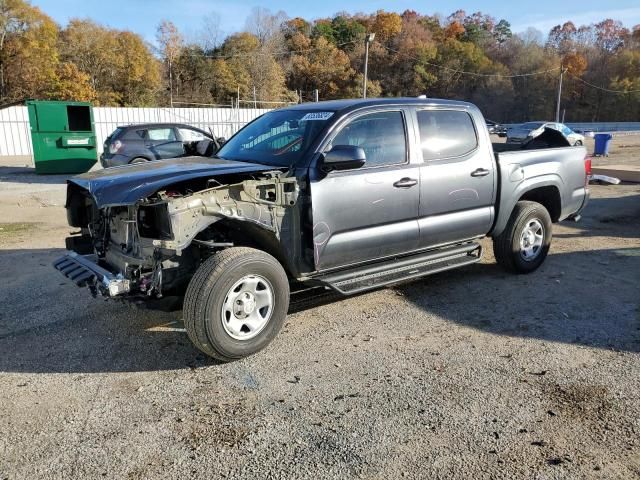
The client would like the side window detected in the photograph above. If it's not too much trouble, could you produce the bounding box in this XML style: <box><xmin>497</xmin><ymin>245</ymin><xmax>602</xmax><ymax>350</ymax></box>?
<box><xmin>179</xmin><ymin>128</ymin><xmax>207</xmax><ymax>142</ymax></box>
<box><xmin>123</xmin><ymin>129</ymin><xmax>146</xmax><ymax>140</ymax></box>
<box><xmin>417</xmin><ymin>110</ymin><xmax>478</xmax><ymax>161</ymax></box>
<box><xmin>147</xmin><ymin>128</ymin><xmax>176</xmax><ymax>141</ymax></box>
<box><xmin>331</xmin><ymin>111</ymin><xmax>407</xmax><ymax>167</ymax></box>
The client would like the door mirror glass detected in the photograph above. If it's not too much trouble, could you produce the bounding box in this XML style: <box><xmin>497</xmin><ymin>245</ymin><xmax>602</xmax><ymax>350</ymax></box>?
<box><xmin>322</xmin><ymin>145</ymin><xmax>366</xmax><ymax>171</ymax></box>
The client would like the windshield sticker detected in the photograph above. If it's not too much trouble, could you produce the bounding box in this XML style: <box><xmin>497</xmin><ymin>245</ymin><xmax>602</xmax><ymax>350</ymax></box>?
<box><xmin>301</xmin><ymin>112</ymin><xmax>334</xmax><ymax>121</ymax></box>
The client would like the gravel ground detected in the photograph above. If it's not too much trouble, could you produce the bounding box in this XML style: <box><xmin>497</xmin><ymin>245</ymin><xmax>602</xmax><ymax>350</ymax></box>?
<box><xmin>0</xmin><ymin>160</ymin><xmax>639</xmax><ymax>479</ymax></box>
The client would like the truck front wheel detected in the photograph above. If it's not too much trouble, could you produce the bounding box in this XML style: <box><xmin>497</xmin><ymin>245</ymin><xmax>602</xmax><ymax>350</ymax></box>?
<box><xmin>493</xmin><ymin>201</ymin><xmax>552</xmax><ymax>274</ymax></box>
<box><xmin>183</xmin><ymin>247</ymin><xmax>290</xmax><ymax>361</ymax></box>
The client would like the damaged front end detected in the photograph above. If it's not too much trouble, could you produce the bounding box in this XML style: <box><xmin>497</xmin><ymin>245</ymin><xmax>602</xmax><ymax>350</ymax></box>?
<box><xmin>55</xmin><ymin>171</ymin><xmax>300</xmax><ymax>299</ymax></box>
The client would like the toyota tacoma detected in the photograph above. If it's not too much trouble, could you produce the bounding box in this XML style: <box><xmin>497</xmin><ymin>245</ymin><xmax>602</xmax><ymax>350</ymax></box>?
<box><xmin>55</xmin><ymin>98</ymin><xmax>590</xmax><ymax>361</ymax></box>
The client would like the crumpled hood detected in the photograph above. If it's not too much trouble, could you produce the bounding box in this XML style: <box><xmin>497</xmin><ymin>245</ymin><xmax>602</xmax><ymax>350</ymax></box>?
<box><xmin>69</xmin><ymin>156</ymin><xmax>275</xmax><ymax>208</ymax></box>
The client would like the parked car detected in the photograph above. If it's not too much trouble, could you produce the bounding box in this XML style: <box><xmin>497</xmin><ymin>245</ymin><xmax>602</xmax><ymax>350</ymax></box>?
<box><xmin>55</xmin><ymin>98</ymin><xmax>590</xmax><ymax>361</ymax></box>
<box><xmin>486</xmin><ymin>119</ymin><xmax>507</xmax><ymax>137</ymax></box>
<box><xmin>100</xmin><ymin>123</ymin><xmax>223</xmax><ymax>168</ymax></box>
<box><xmin>507</xmin><ymin>121</ymin><xmax>585</xmax><ymax>146</ymax></box>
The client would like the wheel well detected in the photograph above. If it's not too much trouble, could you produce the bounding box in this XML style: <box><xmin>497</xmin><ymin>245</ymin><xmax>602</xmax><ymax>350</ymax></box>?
<box><xmin>130</xmin><ymin>156</ymin><xmax>150</xmax><ymax>163</ymax></box>
<box><xmin>519</xmin><ymin>186</ymin><xmax>561</xmax><ymax>222</ymax></box>
<box><xmin>195</xmin><ymin>219</ymin><xmax>296</xmax><ymax>279</ymax></box>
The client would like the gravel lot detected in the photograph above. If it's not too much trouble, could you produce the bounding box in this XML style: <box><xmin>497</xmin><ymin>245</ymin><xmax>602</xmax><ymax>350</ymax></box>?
<box><xmin>0</xmin><ymin>145</ymin><xmax>639</xmax><ymax>479</ymax></box>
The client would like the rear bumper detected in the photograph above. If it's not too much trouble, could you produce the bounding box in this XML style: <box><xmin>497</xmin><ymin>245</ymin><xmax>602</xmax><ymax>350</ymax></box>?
<box><xmin>100</xmin><ymin>153</ymin><xmax>129</xmax><ymax>169</ymax></box>
<box><xmin>567</xmin><ymin>188</ymin><xmax>590</xmax><ymax>221</ymax></box>
<box><xmin>53</xmin><ymin>251</ymin><xmax>130</xmax><ymax>297</ymax></box>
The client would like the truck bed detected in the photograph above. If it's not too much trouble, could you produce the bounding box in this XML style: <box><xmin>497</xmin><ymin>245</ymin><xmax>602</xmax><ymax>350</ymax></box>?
<box><xmin>491</xmin><ymin>144</ymin><xmax>589</xmax><ymax>237</ymax></box>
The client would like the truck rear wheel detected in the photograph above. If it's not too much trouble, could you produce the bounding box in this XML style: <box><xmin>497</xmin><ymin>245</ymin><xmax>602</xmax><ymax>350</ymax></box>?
<box><xmin>183</xmin><ymin>247</ymin><xmax>290</xmax><ymax>362</ymax></box>
<box><xmin>493</xmin><ymin>201</ymin><xmax>552</xmax><ymax>274</ymax></box>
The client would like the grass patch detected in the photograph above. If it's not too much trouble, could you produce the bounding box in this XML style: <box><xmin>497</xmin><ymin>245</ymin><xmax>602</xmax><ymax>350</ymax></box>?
<box><xmin>0</xmin><ymin>222</ymin><xmax>38</xmax><ymax>239</ymax></box>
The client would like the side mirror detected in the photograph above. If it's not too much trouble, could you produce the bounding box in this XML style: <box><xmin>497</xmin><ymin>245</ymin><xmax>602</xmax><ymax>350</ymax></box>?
<box><xmin>321</xmin><ymin>145</ymin><xmax>366</xmax><ymax>171</ymax></box>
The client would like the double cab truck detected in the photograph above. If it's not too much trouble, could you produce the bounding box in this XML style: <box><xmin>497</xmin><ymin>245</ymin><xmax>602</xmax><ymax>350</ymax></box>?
<box><xmin>55</xmin><ymin>98</ymin><xmax>590</xmax><ymax>361</ymax></box>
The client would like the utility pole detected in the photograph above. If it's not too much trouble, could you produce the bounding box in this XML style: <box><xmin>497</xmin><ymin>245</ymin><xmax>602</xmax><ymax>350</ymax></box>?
<box><xmin>314</xmin><ymin>89</ymin><xmax>319</xmax><ymax>102</ymax></box>
<box><xmin>555</xmin><ymin>63</ymin><xmax>565</xmax><ymax>122</ymax></box>
<box><xmin>169</xmin><ymin>57</ymin><xmax>173</xmax><ymax>108</ymax></box>
<box><xmin>363</xmin><ymin>33</ymin><xmax>375</xmax><ymax>99</ymax></box>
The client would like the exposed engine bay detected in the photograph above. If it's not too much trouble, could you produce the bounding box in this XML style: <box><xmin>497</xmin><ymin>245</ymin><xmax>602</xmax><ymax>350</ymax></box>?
<box><xmin>63</xmin><ymin>170</ymin><xmax>303</xmax><ymax>298</ymax></box>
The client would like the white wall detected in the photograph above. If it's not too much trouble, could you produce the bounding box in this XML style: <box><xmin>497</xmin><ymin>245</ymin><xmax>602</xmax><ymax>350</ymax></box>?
<box><xmin>0</xmin><ymin>106</ymin><xmax>271</xmax><ymax>157</ymax></box>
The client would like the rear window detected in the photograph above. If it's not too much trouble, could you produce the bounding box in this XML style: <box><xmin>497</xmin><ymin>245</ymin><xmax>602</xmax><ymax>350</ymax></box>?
<box><xmin>120</xmin><ymin>128</ymin><xmax>146</xmax><ymax>140</ymax></box>
<box><xmin>417</xmin><ymin>110</ymin><xmax>478</xmax><ymax>161</ymax></box>
<box><xmin>108</xmin><ymin>127</ymin><xmax>124</xmax><ymax>140</ymax></box>
<box><xmin>522</xmin><ymin>122</ymin><xmax>545</xmax><ymax>129</ymax></box>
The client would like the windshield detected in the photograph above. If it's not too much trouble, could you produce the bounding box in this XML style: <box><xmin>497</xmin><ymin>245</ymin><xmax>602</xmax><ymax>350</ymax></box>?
<box><xmin>216</xmin><ymin>109</ymin><xmax>335</xmax><ymax>167</ymax></box>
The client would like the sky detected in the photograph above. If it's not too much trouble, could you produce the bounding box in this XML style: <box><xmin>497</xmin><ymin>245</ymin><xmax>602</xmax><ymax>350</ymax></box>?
<box><xmin>31</xmin><ymin>0</ymin><xmax>640</xmax><ymax>45</ymax></box>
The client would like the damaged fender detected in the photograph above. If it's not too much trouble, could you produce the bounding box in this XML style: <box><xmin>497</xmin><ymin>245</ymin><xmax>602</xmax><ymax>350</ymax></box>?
<box><xmin>149</xmin><ymin>174</ymin><xmax>301</xmax><ymax>252</ymax></box>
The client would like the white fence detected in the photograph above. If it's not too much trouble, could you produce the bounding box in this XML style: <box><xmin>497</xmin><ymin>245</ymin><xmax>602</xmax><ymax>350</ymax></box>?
<box><xmin>0</xmin><ymin>106</ymin><xmax>272</xmax><ymax>157</ymax></box>
<box><xmin>0</xmin><ymin>106</ymin><xmax>32</xmax><ymax>156</ymax></box>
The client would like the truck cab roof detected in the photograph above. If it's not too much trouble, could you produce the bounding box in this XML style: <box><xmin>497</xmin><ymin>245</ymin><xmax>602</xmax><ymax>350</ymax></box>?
<box><xmin>282</xmin><ymin>97</ymin><xmax>477</xmax><ymax>114</ymax></box>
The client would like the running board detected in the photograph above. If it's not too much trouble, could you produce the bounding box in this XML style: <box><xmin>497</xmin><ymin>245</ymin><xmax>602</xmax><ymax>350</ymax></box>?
<box><xmin>317</xmin><ymin>243</ymin><xmax>482</xmax><ymax>295</ymax></box>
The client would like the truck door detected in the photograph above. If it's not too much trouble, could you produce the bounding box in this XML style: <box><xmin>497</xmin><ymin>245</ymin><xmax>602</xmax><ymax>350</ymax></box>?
<box><xmin>311</xmin><ymin>109</ymin><xmax>420</xmax><ymax>271</ymax></box>
<box><xmin>414</xmin><ymin>108</ymin><xmax>495</xmax><ymax>248</ymax></box>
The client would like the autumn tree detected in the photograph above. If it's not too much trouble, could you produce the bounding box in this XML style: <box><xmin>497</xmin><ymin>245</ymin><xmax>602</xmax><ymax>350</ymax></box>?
<box><xmin>288</xmin><ymin>33</ymin><xmax>356</xmax><ymax>99</ymax></box>
<box><xmin>0</xmin><ymin>2</ymin><xmax>638</xmax><ymax>120</ymax></box>
<box><xmin>44</xmin><ymin>62</ymin><xmax>97</xmax><ymax>101</ymax></box>
<box><xmin>156</xmin><ymin>20</ymin><xmax>183</xmax><ymax>105</ymax></box>
<box><xmin>60</xmin><ymin>20</ymin><xmax>114</xmax><ymax>88</ymax></box>
<box><xmin>116</xmin><ymin>31</ymin><xmax>161</xmax><ymax>106</ymax></box>
<box><xmin>60</xmin><ymin>20</ymin><xmax>159</xmax><ymax>105</ymax></box>
<box><xmin>196</xmin><ymin>12</ymin><xmax>223</xmax><ymax>51</ymax></box>
<box><xmin>372</xmin><ymin>10</ymin><xmax>402</xmax><ymax>42</ymax></box>
<box><xmin>0</xmin><ymin>0</ymin><xmax>59</xmax><ymax>101</ymax></box>
<box><xmin>244</xmin><ymin>6</ymin><xmax>287</xmax><ymax>45</ymax></box>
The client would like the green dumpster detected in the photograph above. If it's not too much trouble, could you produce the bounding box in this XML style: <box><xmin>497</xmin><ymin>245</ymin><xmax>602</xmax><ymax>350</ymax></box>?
<box><xmin>27</xmin><ymin>100</ymin><xmax>97</xmax><ymax>174</ymax></box>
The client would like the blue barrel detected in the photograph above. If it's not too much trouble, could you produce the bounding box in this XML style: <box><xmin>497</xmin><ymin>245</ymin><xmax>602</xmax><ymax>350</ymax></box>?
<box><xmin>594</xmin><ymin>133</ymin><xmax>613</xmax><ymax>156</ymax></box>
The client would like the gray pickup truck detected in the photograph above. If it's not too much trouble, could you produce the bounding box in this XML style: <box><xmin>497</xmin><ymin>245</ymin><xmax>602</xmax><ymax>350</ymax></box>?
<box><xmin>55</xmin><ymin>98</ymin><xmax>590</xmax><ymax>361</ymax></box>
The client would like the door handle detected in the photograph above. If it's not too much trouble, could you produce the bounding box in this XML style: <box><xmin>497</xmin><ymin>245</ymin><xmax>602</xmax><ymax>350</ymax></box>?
<box><xmin>393</xmin><ymin>177</ymin><xmax>418</xmax><ymax>188</ymax></box>
<box><xmin>471</xmin><ymin>168</ymin><xmax>490</xmax><ymax>177</ymax></box>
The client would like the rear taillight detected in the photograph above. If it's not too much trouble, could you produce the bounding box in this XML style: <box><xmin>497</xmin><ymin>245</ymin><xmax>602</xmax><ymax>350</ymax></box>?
<box><xmin>584</xmin><ymin>156</ymin><xmax>592</xmax><ymax>185</ymax></box>
<box><xmin>109</xmin><ymin>140</ymin><xmax>122</xmax><ymax>155</ymax></box>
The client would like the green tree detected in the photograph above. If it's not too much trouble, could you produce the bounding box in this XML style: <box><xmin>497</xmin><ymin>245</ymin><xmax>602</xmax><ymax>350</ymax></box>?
<box><xmin>331</xmin><ymin>15</ymin><xmax>365</xmax><ymax>47</ymax></box>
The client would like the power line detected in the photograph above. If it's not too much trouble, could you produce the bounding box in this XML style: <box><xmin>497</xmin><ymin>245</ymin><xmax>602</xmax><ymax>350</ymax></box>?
<box><xmin>179</xmin><ymin>39</ymin><xmax>560</xmax><ymax>79</ymax></box>
<box><xmin>181</xmin><ymin>40</ymin><xmax>358</xmax><ymax>60</ymax></box>
<box><xmin>567</xmin><ymin>72</ymin><xmax>640</xmax><ymax>94</ymax></box>
<box><xmin>380</xmin><ymin>44</ymin><xmax>562</xmax><ymax>78</ymax></box>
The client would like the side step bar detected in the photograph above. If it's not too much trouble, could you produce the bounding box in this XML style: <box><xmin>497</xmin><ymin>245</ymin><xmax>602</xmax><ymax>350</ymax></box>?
<box><xmin>317</xmin><ymin>243</ymin><xmax>482</xmax><ymax>295</ymax></box>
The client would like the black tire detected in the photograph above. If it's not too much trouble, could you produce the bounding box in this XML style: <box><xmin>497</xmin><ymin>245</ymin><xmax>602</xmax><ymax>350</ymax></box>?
<box><xmin>574</xmin><ymin>140</ymin><xmax>583</xmax><ymax>146</ymax></box>
<box><xmin>130</xmin><ymin>157</ymin><xmax>148</xmax><ymax>164</ymax></box>
<box><xmin>492</xmin><ymin>201</ymin><xmax>552</xmax><ymax>274</ymax></box>
<box><xmin>183</xmin><ymin>247</ymin><xmax>290</xmax><ymax>362</ymax></box>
